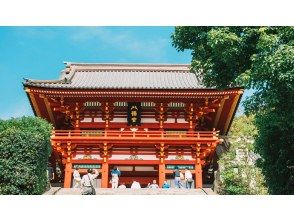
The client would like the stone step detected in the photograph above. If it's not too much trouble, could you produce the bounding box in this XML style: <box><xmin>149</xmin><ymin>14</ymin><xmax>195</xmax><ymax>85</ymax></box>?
<box><xmin>49</xmin><ymin>188</ymin><xmax>216</xmax><ymax>195</ymax></box>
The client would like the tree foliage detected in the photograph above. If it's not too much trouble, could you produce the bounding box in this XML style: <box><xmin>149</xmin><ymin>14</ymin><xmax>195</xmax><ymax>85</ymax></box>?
<box><xmin>216</xmin><ymin>115</ymin><xmax>268</xmax><ymax>195</ymax></box>
<box><xmin>0</xmin><ymin>116</ymin><xmax>52</xmax><ymax>195</ymax></box>
<box><xmin>172</xmin><ymin>27</ymin><xmax>294</xmax><ymax>194</ymax></box>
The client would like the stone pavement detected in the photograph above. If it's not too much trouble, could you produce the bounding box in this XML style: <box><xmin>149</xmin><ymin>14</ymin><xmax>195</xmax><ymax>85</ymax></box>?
<box><xmin>43</xmin><ymin>187</ymin><xmax>61</xmax><ymax>195</ymax></box>
<box><xmin>45</xmin><ymin>188</ymin><xmax>216</xmax><ymax>195</ymax></box>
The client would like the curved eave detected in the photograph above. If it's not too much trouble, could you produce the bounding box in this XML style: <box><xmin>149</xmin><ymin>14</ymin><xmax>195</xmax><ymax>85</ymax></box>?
<box><xmin>23</xmin><ymin>84</ymin><xmax>244</xmax><ymax>92</ymax></box>
<box><xmin>24</xmin><ymin>84</ymin><xmax>244</xmax><ymax>135</ymax></box>
<box><xmin>224</xmin><ymin>92</ymin><xmax>243</xmax><ymax>135</ymax></box>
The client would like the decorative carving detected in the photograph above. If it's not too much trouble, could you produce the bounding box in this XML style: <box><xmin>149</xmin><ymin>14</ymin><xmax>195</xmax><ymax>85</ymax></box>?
<box><xmin>83</xmin><ymin>154</ymin><xmax>92</xmax><ymax>159</ymax></box>
<box><xmin>155</xmin><ymin>103</ymin><xmax>167</xmax><ymax>129</ymax></box>
<box><xmin>102</xmin><ymin>102</ymin><xmax>114</xmax><ymax>128</ymax></box>
<box><xmin>155</xmin><ymin>143</ymin><xmax>168</xmax><ymax>163</ymax></box>
<box><xmin>125</xmin><ymin>154</ymin><xmax>143</xmax><ymax>160</ymax></box>
<box><xmin>51</xmin><ymin>141</ymin><xmax>78</xmax><ymax>164</ymax></box>
<box><xmin>100</xmin><ymin>142</ymin><xmax>112</xmax><ymax>163</ymax></box>
<box><xmin>50</xmin><ymin>98</ymin><xmax>85</xmax><ymax>129</ymax></box>
<box><xmin>175</xmin><ymin>155</ymin><xmax>185</xmax><ymax>160</ymax></box>
<box><xmin>185</xmin><ymin>103</ymin><xmax>196</xmax><ymax>130</ymax></box>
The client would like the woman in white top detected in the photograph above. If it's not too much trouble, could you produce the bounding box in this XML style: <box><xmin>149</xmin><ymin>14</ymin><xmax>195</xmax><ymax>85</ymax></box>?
<box><xmin>73</xmin><ymin>167</ymin><xmax>81</xmax><ymax>188</ymax></box>
<box><xmin>184</xmin><ymin>168</ymin><xmax>193</xmax><ymax>189</ymax></box>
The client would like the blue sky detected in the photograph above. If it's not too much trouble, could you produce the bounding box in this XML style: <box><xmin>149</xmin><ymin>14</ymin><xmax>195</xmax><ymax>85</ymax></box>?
<box><xmin>0</xmin><ymin>27</ymin><xmax>194</xmax><ymax>119</ymax></box>
<box><xmin>0</xmin><ymin>26</ymin><xmax>246</xmax><ymax>119</ymax></box>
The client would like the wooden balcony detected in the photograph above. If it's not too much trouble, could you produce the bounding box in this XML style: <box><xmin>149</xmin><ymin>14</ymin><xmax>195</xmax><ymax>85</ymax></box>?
<box><xmin>51</xmin><ymin>129</ymin><xmax>221</xmax><ymax>146</ymax></box>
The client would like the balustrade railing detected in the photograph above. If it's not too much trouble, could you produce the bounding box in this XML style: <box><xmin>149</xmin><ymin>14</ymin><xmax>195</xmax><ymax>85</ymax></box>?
<box><xmin>52</xmin><ymin>129</ymin><xmax>219</xmax><ymax>139</ymax></box>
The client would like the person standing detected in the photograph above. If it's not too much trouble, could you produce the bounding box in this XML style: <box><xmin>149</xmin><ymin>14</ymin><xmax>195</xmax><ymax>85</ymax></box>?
<box><xmin>73</xmin><ymin>167</ymin><xmax>81</xmax><ymax>188</ymax></box>
<box><xmin>180</xmin><ymin>170</ymin><xmax>185</xmax><ymax>187</ymax></box>
<box><xmin>110</xmin><ymin>166</ymin><xmax>121</xmax><ymax>189</ymax></box>
<box><xmin>81</xmin><ymin>169</ymin><xmax>99</xmax><ymax>195</ymax></box>
<box><xmin>173</xmin><ymin>166</ymin><xmax>183</xmax><ymax>188</ymax></box>
<box><xmin>46</xmin><ymin>163</ymin><xmax>54</xmax><ymax>190</ymax></box>
<box><xmin>184</xmin><ymin>168</ymin><xmax>193</xmax><ymax>189</ymax></box>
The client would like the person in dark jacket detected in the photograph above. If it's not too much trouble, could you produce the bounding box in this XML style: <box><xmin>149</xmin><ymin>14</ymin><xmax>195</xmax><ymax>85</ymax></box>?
<box><xmin>173</xmin><ymin>166</ymin><xmax>183</xmax><ymax>188</ymax></box>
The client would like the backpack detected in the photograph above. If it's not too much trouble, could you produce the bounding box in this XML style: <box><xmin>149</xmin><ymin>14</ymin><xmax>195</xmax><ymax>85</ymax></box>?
<box><xmin>180</xmin><ymin>172</ymin><xmax>185</xmax><ymax>180</ymax></box>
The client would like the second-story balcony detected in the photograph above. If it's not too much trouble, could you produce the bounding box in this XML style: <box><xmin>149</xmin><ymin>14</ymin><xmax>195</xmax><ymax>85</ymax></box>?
<box><xmin>51</xmin><ymin>129</ymin><xmax>221</xmax><ymax>146</ymax></box>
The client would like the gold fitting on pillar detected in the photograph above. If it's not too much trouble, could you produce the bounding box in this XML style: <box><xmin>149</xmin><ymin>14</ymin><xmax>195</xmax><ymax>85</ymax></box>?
<box><xmin>196</xmin><ymin>158</ymin><xmax>200</xmax><ymax>164</ymax></box>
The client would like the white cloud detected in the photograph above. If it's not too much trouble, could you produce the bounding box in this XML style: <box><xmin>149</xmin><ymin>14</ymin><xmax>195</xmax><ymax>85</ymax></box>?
<box><xmin>13</xmin><ymin>27</ymin><xmax>57</xmax><ymax>40</ymax></box>
<box><xmin>69</xmin><ymin>27</ymin><xmax>170</xmax><ymax>61</ymax></box>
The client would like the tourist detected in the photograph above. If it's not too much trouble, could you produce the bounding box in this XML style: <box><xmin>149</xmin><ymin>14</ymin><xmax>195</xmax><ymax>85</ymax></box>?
<box><xmin>162</xmin><ymin>180</ymin><xmax>170</xmax><ymax>189</ymax></box>
<box><xmin>46</xmin><ymin>163</ymin><xmax>54</xmax><ymax>190</ymax></box>
<box><xmin>56</xmin><ymin>166</ymin><xmax>62</xmax><ymax>183</ymax></box>
<box><xmin>184</xmin><ymin>168</ymin><xmax>193</xmax><ymax>189</ymax></box>
<box><xmin>148</xmin><ymin>179</ymin><xmax>159</xmax><ymax>189</ymax></box>
<box><xmin>180</xmin><ymin>170</ymin><xmax>185</xmax><ymax>188</ymax></box>
<box><xmin>72</xmin><ymin>166</ymin><xmax>81</xmax><ymax>188</ymax></box>
<box><xmin>173</xmin><ymin>166</ymin><xmax>183</xmax><ymax>188</ymax></box>
<box><xmin>118</xmin><ymin>183</ymin><xmax>127</xmax><ymax>189</ymax></box>
<box><xmin>110</xmin><ymin>166</ymin><xmax>121</xmax><ymax>189</ymax></box>
<box><xmin>81</xmin><ymin>169</ymin><xmax>99</xmax><ymax>195</ymax></box>
<box><xmin>131</xmin><ymin>180</ymin><xmax>141</xmax><ymax>189</ymax></box>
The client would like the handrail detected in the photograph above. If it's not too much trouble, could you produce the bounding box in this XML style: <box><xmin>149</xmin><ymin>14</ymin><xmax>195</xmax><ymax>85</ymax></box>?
<box><xmin>51</xmin><ymin>129</ymin><xmax>219</xmax><ymax>139</ymax></box>
<box><xmin>52</xmin><ymin>129</ymin><xmax>219</xmax><ymax>134</ymax></box>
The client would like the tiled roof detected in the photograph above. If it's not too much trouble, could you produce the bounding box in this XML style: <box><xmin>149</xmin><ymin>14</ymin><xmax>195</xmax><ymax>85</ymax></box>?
<box><xmin>23</xmin><ymin>63</ymin><xmax>205</xmax><ymax>89</ymax></box>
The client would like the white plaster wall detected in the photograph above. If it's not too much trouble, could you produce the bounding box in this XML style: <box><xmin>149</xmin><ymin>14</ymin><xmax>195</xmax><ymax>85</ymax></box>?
<box><xmin>112</xmin><ymin>118</ymin><xmax>128</xmax><ymax>123</ymax></box>
<box><xmin>110</xmin><ymin>154</ymin><xmax>157</xmax><ymax>160</ymax></box>
<box><xmin>73</xmin><ymin>154</ymin><xmax>102</xmax><ymax>159</ymax></box>
<box><xmin>141</xmin><ymin>118</ymin><xmax>157</xmax><ymax>123</ymax></box>
<box><xmin>176</xmin><ymin>118</ymin><xmax>188</xmax><ymax>123</ymax></box>
<box><xmin>94</xmin><ymin>118</ymin><xmax>104</xmax><ymax>122</ymax></box>
<box><xmin>80</xmin><ymin>117</ymin><xmax>92</xmax><ymax>122</ymax></box>
<box><xmin>166</xmin><ymin>155</ymin><xmax>193</xmax><ymax>160</ymax></box>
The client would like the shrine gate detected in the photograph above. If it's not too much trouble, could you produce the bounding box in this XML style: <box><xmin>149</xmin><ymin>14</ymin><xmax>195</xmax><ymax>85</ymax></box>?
<box><xmin>23</xmin><ymin>63</ymin><xmax>243</xmax><ymax>188</ymax></box>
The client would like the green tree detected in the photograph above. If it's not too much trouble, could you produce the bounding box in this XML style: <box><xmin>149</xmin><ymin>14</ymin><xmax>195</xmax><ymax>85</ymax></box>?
<box><xmin>0</xmin><ymin>116</ymin><xmax>52</xmax><ymax>195</ymax></box>
<box><xmin>172</xmin><ymin>27</ymin><xmax>294</xmax><ymax>194</ymax></box>
<box><xmin>216</xmin><ymin>115</ymin><xmax>268</xmax><ymax>195</ymax></box>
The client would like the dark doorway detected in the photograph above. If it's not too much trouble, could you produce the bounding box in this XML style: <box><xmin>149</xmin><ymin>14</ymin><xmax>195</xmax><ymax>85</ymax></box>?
<box><xmin>109</xmin><ymin>165</ymin><xmax>158</xmax><ymax>188</ymax></box>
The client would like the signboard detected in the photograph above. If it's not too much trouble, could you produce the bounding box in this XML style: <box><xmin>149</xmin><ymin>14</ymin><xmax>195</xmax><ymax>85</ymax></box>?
<box><xmin>73</xmin><ymin>164</ymin><xmax>101</xmax><ymax>169</ymax></box>
<box><xmin>127</xmin><ymin>102</ymin><xmax>141</xmax><ymax>126</ymax></box>
<box><xmin>165</xmin><ymin>165</ymin><xmax>195</xmax><ymax>170</ymax></box>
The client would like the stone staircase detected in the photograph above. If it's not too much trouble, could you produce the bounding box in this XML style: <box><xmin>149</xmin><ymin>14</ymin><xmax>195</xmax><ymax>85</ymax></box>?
<box><xmin>45</xmin><ymin>187</ymin><xmax>216</xmax><ymax>195</ymax></box>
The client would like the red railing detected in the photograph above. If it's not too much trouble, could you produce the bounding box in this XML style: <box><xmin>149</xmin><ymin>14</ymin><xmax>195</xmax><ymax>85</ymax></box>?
<box><xmin>52</xmin><ymin>129</ymin><xmax>219</xmax><ymax>140</ymax></box>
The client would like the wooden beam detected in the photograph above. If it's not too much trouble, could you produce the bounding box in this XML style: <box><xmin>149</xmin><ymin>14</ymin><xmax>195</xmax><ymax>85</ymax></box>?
<box><xmin>223</xmin><ymin>93</ymin><xmax>242</xmax><ymax>134</ymax></box>
<box><xmin>25</xmin><ymin>88</ymin><xmax>41</xmax><ymax>117</ymax></box>
<box><xmin>213</xmin><ymin>96</ymin><xmax>228</xmax><ymax>128</ymax></box>
<box><xmin>101</xmin><ymin>162</ymin><xmax>109</xmax><ymax>188</ymax></box>
<box><xmin>195</xmin><ymin>159</ymin><xmax>202</xmax><ymax>188</ymax></box>
<box><xmin>64</xmin><ymin>162</ymin><xmax>72</xmax><ymax>188</ymax></box>
<box><xmin>108</xmin><ymin>160</ymin><xmax>160</xmax><ymax>165</ymax></box>
<box><xmin>158</xmin><ymin>163</ymin><xmax>166</xmax><ymax>188</ymax></box>
<box><xmin>43</xmin><ymin>97</ymin><xmax>56</xmax><ymax>126</ymax></box>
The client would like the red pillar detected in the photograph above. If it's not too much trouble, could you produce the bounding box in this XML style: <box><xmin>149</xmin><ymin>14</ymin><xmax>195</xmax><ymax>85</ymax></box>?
<box><xmin>195</xmin><ymin>160</ymin><xmax>203</xmax><ymax>188</ymax></box>
<box><xmin>101</xmin><ymin>162</ymin><xmax>109</xmax><ymax>188</ymax></box>
<box><xmin>159</xmin><ymin>163</ymin><xmax>166</xmax><ymax>188</ymax></box>
<box><xmin>64</xmin><ymin>162</ymin><xmax>72</xmax><ymax>188</ymax></box>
